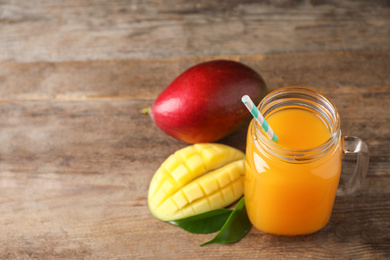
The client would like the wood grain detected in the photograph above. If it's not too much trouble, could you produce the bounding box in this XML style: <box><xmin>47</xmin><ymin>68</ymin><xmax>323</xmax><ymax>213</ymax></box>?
<box><xmin>1</xmin><ymin>50</ymin><xmax>389</xmax><ymax>99</ymax></box>
<box><xmin>1</xmin><ymin>0</ymin><xmax>389</xmax><ymax>62</ymax></box>
<box><xmin>1</xmin><ymin>0</ymin><xmax>389</xmax><ymax>259</ymax></box>
<box><xmin>0</xmin><ymin>50</ymin><xmax>389</xmax><ymax>259</ymax></box>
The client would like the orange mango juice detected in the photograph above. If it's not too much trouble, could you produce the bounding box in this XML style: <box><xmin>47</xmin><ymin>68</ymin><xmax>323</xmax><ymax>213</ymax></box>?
<box><xmin>245</xmin><ymin>108</ymin><xmax>342</xmax><ymax>235</ymax></box>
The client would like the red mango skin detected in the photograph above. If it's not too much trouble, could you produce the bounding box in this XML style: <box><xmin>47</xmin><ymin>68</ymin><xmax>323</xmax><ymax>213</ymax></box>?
<box><xmin>150</xmin><ymin>60</ymin><xmax>267</xmax><ymax>143</ymax></box>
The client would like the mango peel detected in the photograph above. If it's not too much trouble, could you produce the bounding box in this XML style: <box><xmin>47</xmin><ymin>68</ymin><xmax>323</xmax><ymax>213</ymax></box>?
<box><xmin>148</xmin><ymin>143</ymin><xmax>245</xmax><ymax>221</ymax></box>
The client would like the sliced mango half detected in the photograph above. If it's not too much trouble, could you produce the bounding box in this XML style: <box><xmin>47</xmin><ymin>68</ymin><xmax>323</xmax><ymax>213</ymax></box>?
<box><xmin>148</xmin><ymin>143</ymin><xmax>245</xmax><ymax>221</ymax></box>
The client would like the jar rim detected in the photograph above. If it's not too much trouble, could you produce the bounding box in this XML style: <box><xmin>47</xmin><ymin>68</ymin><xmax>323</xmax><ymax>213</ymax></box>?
<box><xmin>253</xmin><ymin>87</ymin><xmax>341</xmax><ymax>162</ymax></box>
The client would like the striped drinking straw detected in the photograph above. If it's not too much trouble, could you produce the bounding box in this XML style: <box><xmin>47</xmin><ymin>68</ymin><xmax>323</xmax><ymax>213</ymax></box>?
<box><xmin>241</xmin><ymin>95</ymin><xmax>279</xmax><ymax>143</ymax></box>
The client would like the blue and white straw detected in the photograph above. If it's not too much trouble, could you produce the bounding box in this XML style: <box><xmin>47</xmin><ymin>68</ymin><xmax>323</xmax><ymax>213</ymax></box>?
<box><xmin>242</xmin><ymin>95</ymin><xmax>279</xmax><ymax>143</ymax></box>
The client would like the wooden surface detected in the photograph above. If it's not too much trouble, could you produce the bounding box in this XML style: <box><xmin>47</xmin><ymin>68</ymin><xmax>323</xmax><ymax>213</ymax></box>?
<box><xmin>1</xmin><ymin>1</ymin><xmax>389</xmax><ymax>259</ymax></box>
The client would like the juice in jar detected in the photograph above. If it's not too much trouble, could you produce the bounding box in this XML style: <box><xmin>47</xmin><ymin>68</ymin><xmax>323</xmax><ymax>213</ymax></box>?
<box><xmin>245</xmin><ymin>107</ymin><xmax>342</xmax><ymax>235</ymax></box>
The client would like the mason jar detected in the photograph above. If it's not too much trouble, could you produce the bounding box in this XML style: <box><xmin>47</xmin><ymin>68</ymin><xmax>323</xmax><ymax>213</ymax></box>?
<box><xmin>244</xmin><ymin>87</ymin><xmax>369</xmax><ymax>235</ymax></box>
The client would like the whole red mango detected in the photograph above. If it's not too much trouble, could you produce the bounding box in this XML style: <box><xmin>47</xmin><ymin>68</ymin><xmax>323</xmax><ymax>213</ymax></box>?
<box><xmin>149</xmin><ymin>60</ymin><xmax>267</xmax><ymax>143</ymax></box>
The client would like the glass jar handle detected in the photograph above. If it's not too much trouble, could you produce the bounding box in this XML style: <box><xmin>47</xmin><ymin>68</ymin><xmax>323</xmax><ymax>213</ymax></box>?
<box><xmin>337</xmin><ymin>136</ymin><xmax>370</xmax><ymax>195</ymax></box>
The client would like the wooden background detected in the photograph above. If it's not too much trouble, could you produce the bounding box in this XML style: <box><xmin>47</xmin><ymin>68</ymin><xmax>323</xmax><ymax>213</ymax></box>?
<box><xmin>0</xmin><ymin>0</ymin><xmax>389</xmax><ymax>259</ymax></box>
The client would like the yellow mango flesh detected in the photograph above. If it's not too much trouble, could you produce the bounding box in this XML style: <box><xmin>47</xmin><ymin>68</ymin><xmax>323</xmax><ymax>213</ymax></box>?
<box><xmin>148</xmin><ymin>143</ymin><xmax>245</xmax><ymax>221</ymax></box>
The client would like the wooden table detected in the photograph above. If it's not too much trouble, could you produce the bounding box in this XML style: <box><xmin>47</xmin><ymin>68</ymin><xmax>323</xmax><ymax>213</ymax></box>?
<box><xmin>1</xmin><ymin>1</ymin><xmax>389</xmax><ymax>259</ymax></box>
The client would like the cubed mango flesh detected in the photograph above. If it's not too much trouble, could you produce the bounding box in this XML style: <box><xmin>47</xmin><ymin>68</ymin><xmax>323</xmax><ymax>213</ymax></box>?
<box><xmin>148</xmin><ymin>143</ymin><xmax>245</xmax><ymax>221</ymax></box>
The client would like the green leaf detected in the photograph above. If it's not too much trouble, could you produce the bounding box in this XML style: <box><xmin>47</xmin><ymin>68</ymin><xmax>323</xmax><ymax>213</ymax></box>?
<box><xmin>200</xmin><ymin>197</ymin><xmax>252</xmax><ymax>246</ymax></box>
<box><xmin>168</xmin><ymin>208</ymin><xmax>233</xmax><ymax>234</ymax></box>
